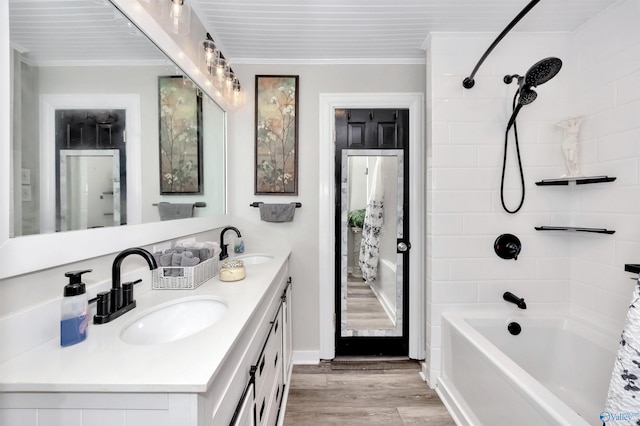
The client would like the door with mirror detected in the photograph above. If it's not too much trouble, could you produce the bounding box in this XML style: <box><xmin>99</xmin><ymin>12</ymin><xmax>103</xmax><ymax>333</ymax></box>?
<box><xmin>335</xmin><ymin>109</ymin><xmax>410</xmax><ymax>356</ymax></box>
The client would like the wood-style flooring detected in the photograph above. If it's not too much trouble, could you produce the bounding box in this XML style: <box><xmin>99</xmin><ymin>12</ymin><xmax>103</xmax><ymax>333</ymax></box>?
<box><xmin>283</xmin><ymin>360</ymin><xmax>455</xmax><ymax>425</ymax></box>
<box><xmin>346</xmin><ymin>276</ymin><xmax>395</xmax><ymax>330</ymax></box>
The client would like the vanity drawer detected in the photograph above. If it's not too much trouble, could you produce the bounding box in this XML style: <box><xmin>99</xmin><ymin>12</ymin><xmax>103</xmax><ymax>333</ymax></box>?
<box><xmin>253</xmin><ymin>308</ymin><xmax>283</xmax><ymax>398</ymax></box>
<box><xmin>255</xmin><ymin>351</ymin><xmax>283</xmax><ymax>426</ymax></box>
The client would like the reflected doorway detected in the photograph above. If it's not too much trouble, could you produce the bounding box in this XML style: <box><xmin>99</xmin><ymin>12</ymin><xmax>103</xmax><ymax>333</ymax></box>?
<box><xmin>59</xmin><ymin>149</ymin><xmax>121</xmax><ymax>231</ymax></box>
<box><xmin>335</xmin><ymin>109</ymin><xmax>410</xmax><ymax>356</ymax></box>
<box><xmin>55</xmin><ymin>109</ymin><xmax>127</xmax><ymax>231</ymax></box>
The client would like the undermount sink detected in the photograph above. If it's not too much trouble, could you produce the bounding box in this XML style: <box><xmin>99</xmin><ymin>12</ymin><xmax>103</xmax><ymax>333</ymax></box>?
<box><xmin>235</xmin><ymin>254</ymin><xmax>273</xmax><ymax>265</ymax></box>
<box><xmin>120</xmin><ymin>297</ymin><xmax>228</xmax><ymax>345</ymax></box>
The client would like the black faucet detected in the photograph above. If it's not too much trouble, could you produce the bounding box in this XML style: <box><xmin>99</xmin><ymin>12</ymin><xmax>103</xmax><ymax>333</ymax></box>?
<box><xmin>219</xmin><ymin>226</ymin><xmax>242</xmax><ymax>260</ymax></box>
<box><xmin>503</xmin><ymin>291</ymin><xmax>527</xmax><ymax>309</ymax></box>
<box><xmin>94</xmin><ymin>247</ymin><xmax>158</xmax><ymax>324</ymax></box>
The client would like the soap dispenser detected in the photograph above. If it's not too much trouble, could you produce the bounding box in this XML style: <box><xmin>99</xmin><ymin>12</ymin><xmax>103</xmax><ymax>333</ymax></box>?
<box><xmin>61</xmin><ymin>269</ymin><xmax>91</xmax><ymax>347</ymax></box>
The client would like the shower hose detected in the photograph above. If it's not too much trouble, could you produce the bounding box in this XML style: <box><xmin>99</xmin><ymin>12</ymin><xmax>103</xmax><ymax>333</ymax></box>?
<box><xmin>500</xmin><ymin>91</ymin><xmax>526</xmax><ymax>214</ymax></box>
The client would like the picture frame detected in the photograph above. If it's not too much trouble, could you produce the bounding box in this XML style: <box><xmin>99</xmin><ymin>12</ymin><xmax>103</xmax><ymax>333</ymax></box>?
<box><xmin>254</xmin><ymin>75</ymin><xmax>299</xmax><ymax>195</ymax></box>
<box><xmin>158</xmin><ymin>75</ymin><xmax>203</xmax><ymax>194</ymax></box>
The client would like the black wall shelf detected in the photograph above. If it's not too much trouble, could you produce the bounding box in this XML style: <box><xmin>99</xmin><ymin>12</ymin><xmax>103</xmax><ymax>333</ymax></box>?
<box><xmin>625</xmin><ymin>264</ymin><xmax>640</xmax><ymax>274</ymax></box>
<box><xmin>535</xmin><ymin>176</ymin><xmax>616</xmax><ymax>186</ymax></box>
<box><xmin>535</xmin><ymin>226</ymin><xmax>615</xmax><ymax>235</ymax></box>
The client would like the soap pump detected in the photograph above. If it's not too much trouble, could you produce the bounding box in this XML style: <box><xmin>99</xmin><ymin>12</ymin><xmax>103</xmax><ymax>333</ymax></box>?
<box><xmin>61</xmin><ymin>269</ymin><xmax>91</xmax><ymax>347</ymax></box>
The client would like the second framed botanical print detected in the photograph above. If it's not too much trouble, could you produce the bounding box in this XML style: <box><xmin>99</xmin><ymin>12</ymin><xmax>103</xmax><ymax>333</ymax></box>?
<box><xmin>254</xmin><ymin>75</ymin><xmax>299</xmax><ymax>195</ymax></box>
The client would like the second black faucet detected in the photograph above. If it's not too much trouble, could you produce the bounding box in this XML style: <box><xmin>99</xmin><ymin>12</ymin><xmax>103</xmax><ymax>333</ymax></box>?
<box><xmin>220</xmin><ymin>226</ymin><xmax>242</xmax><ymax>260</ymax></box>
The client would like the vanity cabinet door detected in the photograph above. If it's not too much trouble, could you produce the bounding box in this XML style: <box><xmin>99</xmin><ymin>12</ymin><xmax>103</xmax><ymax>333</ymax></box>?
<box><xmin>231</xmin><ymin>382</ymin><xmax>255</xmax><ymax>426</ymax></box>
<box><xmin>282</xmin><ymin>280</ymin><xmax>293</xmax><ymax>384</ymax></box>
<box><xmin>254</xmin><ymin>309</ymin><xmax>282</xmax><ymax>394</ymax></box>
<box><xmin>254</xmin><ymin>306</ymin><xmax>284</xmax><ymax>426</ymax></box>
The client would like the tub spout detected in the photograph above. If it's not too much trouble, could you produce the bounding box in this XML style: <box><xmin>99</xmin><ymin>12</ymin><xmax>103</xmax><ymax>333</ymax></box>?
<box><xmin>503</xmin><ymin>291</ymin><xmax>527</xmax><ymax>309</ymax></box>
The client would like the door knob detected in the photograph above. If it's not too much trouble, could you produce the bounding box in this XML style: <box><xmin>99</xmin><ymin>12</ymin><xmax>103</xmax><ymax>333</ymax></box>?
<box><xmin>397</xmin><ymin>241</ymin><xmax>411</xmax><ymax>252</ymax></box>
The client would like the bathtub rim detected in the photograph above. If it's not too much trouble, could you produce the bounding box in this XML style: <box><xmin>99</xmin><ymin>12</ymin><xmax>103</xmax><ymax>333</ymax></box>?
<box><xmin>438</xmin><ymin>311</ymin><xmax>615</xmax><ymax>426</ymax></box>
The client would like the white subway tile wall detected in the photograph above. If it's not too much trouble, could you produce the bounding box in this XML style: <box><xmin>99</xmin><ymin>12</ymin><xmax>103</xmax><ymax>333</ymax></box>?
<box><xmin>571</xmin><ymin>0</ymin><xmax>640</xmax><ymax>327</ymax></box>
<box><xmin>426</xmin><ymin>0</ymin><xmax>640</xmax><ymax>386</ymax></box>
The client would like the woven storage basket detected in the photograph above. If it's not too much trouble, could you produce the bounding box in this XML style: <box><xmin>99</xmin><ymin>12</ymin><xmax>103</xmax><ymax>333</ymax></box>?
<box><xmin>152</xmin><ymin>256</ymin><xmax>219</xmax><ymax>290</ymax></box>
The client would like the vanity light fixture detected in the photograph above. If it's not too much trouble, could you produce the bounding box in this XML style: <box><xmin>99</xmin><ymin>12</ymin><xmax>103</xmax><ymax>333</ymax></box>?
<box><xmin>213</xmin><ymin>52</ymin><xmax>226</xmax><ymax>81</ymax></box>
<box><xmin>233</xmin><ymin>79</ymin><xmax>241</xmax><ymax>98</ymax></box>
<box><xmin>202</xmin><ymin>34</ymin><xmax>227</xmax><ymax>83</ymax></box>
<box><xmin>224</xmin><ymin>66</ymin><xmax>235</xmax><ymax>90</ymax></box>
<box><xmin>201</xmin><ymin>33</ymin><xmax>242</xmax><ymax>103</ymax></box>
<box><xmin>232</xmin><ymin>79</ymin><xmax>242</xmax><ymax>105</ymax></box>
<box><xmin>167</xmin><ymin>0</ymin><xmax>190</xmax><ymax>35</ymax></box>
<box><xmin>202</xmin><ymin>39</ymin><xmax>217</xmax><ymax>68</ymax></box>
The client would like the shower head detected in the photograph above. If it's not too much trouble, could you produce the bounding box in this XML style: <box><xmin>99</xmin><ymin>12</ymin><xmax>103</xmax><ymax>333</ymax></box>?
<box><xmin>504</xmin><ymin>57</ymin><xmax>562</xmax><ymax>109</ymax></box>
<box><xmin>524</xmin><ymin>57</ymin><xmax>562</xmax><ymax>87</ymax></box>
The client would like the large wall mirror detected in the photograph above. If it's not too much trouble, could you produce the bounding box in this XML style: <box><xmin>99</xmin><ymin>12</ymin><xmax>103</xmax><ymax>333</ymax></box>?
<box><xmin>0</xmin><ymin>0</ymin><xmax>228</xmax><ymax>278</ymax></box>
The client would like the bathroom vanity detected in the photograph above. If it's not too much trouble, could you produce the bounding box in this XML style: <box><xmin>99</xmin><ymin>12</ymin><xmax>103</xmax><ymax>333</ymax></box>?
<box><xmin>0</xmin><ymin>249</ymin><xmax>292</xmax><ymax>426</ymax></box>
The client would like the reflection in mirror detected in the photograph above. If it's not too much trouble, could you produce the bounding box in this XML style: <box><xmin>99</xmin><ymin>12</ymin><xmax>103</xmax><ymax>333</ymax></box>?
<box><xmin>60</xmin><ymin>149</ymin><xmax>121</xmax><ymax>232</ymax></box>
<box><xmin>341</xmin><ymin>150</ymin><xmax>404</xmax><ymax>337</ymax></box>
<box><xmin>8</xmin><ymin>0</ymin><xmax>226</xmax><ymax>238</ymax></box>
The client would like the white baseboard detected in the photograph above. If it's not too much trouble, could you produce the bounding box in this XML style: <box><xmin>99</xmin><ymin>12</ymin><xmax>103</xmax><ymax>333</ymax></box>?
<box><xmin>292</xmin><ymin>350</ymin><xmax>320</xmax><ymax>365</ymax></box>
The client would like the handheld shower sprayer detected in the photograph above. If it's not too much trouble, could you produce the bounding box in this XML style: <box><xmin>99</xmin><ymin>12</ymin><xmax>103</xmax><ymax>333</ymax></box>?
<box><xmin>500</xmin><ymin>57</ymin><xmax>562</xmax><ymax>214</ymax></box>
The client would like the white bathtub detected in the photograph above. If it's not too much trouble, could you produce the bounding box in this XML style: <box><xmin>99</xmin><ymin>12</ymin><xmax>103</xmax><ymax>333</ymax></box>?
<box><xmin>438</xmin><ymin>312</ymin><xmax>618</xmax><ymax>426</ymax></box>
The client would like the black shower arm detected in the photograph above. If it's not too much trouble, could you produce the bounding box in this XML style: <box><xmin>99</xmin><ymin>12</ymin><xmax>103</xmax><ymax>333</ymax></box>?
<box><xmin>462</xmin><ymin>0</ymin><xmax>541</xmax><ymax>89</ymax></box>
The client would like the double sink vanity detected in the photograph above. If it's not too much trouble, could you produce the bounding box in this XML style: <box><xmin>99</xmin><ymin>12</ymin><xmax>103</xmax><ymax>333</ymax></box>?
<box><xmin>0</xmin><ymin>248</ymin><xmax>292</xmax><ymax>426</ymax></box>
<box><xmin>2</xmin><ymin>0</ymin><xmax>294</xmax><ymax>423</ymax></box>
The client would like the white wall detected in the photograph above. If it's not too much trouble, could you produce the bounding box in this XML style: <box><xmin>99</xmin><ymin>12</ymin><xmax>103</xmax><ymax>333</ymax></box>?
<box><xmin>569</xmin><ymin>0</ymin><xmax>640</xmax><ymax>329</ymax></box>
<box><xmin>227</xmin><ymin>63</ymin><xmax>425</xmax><ymax>359</ymax></box>
<box><xmin>425</xmin><ymin>0</ymin><xmax>640</xmax><ymax>386</ymax></box>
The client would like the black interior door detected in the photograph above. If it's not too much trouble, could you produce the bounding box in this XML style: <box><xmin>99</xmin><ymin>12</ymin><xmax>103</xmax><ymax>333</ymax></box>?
<box><xmin>334</xmin><ymin>108</ymin><xmax>410</xmax><ymax>356</ymax></box>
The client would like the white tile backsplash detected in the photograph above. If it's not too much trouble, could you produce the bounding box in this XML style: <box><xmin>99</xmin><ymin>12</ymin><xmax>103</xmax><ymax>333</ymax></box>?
<box><xmin>431</xmin><ymin>190</ymin><xmax>493</xmax><ymax>213</ymax></box>
<box><xmin>449</xmin><ymin>121</ymin><xmax>504</xmax><ymax>146</ymax></box>
<box><xmin>432</xmin><ymin>145</ymin><xmax>478</xmax><ymax>168</ymax></box>
<box><xmin>596</xmin><ymin>129</ymin><xmax>640</xmax><ymax>162</ymax></box>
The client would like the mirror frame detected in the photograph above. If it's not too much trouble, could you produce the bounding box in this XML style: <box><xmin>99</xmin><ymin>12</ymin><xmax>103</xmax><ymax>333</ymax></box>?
<box><xmin>0</xmin><ymin>0</ymin><xmax>230</xmax><ymax>279</ymax></box>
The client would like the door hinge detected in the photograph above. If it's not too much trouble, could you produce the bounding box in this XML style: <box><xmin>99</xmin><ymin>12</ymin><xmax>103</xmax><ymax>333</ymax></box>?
<box><xmin>122</xmin><ymin>130</ymin><xmax>127</xmax><ymax>143</ymax></box>
<box><xmin>333</xmin><ymin>313</ymin><xmax>336</xmax><ymax>327</ymax></box>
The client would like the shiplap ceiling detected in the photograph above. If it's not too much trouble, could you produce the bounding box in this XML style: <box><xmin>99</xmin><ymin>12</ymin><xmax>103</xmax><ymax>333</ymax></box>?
<box><xmin>8</xmin><ymin>0</ymin><xmax>623</xmax><ymax>66</ymax></box>
<box><xmin>9</xmin><ymin>0</ymin><xmax>167</xmax><ymax>66</ymax></box>
<box><xmin>193</xmin><ymin>0</ymin><xmax>623</xmax><ymax>64</ymax></box>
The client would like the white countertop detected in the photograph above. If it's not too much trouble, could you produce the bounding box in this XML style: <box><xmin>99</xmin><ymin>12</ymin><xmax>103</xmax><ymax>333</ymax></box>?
<box><xmin>0</xmin><ymin>249</ymin><xmax>290</xmax><ymax>393</ymax></box>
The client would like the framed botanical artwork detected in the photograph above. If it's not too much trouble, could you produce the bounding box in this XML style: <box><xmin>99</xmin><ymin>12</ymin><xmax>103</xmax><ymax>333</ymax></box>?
<box><xmin>158</xmin><ymin>75</ymin><xmax>203</xmax><ymax>194</ymax></box>
<box><xmin>254</xmin><ymin>75</ymin><xmax>299</xmax><ymax>195</ymax></box>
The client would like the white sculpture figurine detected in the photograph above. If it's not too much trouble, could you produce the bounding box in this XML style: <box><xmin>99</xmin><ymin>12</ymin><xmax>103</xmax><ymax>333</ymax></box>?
<box><xmin>556</xmin><ymin>117</ymin><xmax>584</xmax><ymax>177</ymax></box>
